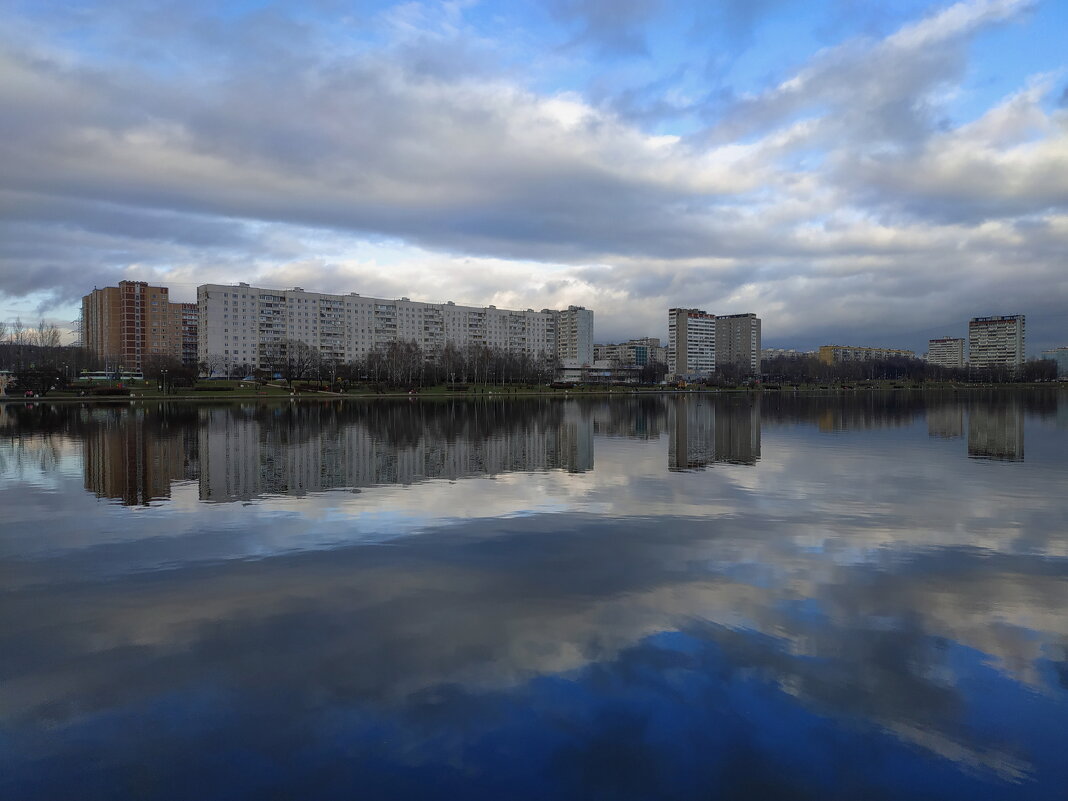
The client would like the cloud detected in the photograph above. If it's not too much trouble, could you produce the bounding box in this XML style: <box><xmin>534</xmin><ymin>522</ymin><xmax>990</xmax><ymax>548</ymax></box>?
<box><xmin>839</xmin><ymin>79</ymin><xmax>1068</xmax><ymax>222</ymax></box>
<box><xmin>0</xmin><ymin>0</ymin><xmax>1065</xmax><ymax>351</ymax></box>
<box><xmin>701</xmin><ymin>0</ymin><xmax>1034</xmax><ymax>149</ymax></box>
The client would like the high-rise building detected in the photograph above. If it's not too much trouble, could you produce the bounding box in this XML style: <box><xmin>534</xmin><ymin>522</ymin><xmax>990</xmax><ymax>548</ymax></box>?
<box><xmin>197</xmin><ymin>283</ymin><xmax>591</xmax><ymax>371</ymax></box>
<box><xmin>668</xmin><ymin>308</ymin><xmax>716</xmax><ymax>380</ymax></box>
<box><xmin>715</xmin><ymin>313</ymin><xmax>762</xmax><ymax>373</ymax></box>
<box><xmin>81</xmin><ymin>281</ymin><xmax>198</xmax><ymax>370</ymax></box>
<box><xmin>968</xmin><ymin>315</ymin><xmax>1025</xmax><ymax>370</ymax></box>
<box><xmin>1041</xmin><ymin>347</ymin><xmax>1068</xmax><ymax>378</ymax></box>
<box><xmin>180</xmin><ymin>303</ymin><xmax>198</xmax><ymax>367</ymax></box>
<box><xmin>927</xmin><ymin>337</ymin><xmax>965</xmax><ymax>369</ymax></box>
<box><xmin>554</xmin><ymin>305</ymin><xmax>594</xmax><ymax>366</ymax></box>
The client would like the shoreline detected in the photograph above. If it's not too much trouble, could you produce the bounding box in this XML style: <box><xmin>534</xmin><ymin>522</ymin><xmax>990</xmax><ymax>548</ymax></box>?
<box><xmin>1</xmin><ymin>383</ymin><xmax>1063</xmax><ymax>404</ymax></box>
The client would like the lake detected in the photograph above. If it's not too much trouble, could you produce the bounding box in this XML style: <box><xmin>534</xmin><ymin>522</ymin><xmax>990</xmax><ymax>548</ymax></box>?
<box><xmin>2</xmin><ymin>391</ymin><xmax>1066</xmax><ymax>800</ymax></box>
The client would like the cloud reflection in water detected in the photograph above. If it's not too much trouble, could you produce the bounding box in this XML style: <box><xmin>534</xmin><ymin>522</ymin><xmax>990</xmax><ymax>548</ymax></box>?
<box><xmin>1</xmin><ymin>393</ymin><xmax>1066</xmax><ymax>800</ymax></box>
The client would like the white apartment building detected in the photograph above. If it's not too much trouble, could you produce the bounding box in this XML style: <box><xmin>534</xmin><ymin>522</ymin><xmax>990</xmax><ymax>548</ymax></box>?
<box><xmin>968</xmin><ymin>315</ymin><xmax>1025</xmax><ymax>370</ymax></box>
<box><xmin>197</xmin><ymin>283</ymin><xmax>591</xmax><ymax>370</ymax></box>
<box><xmin>555</xmin><ymin>305</ymin><xmax>594</xmax><ymax>366</ymax></box>
<box><xmin>668</xmin><ymin>308</ymin><xmax>717</xmax><ymax>380</ymax></box>
<box><xmin>927</xmin><ymin>337</ymin><xmax>965</xmax><ymax>369</ymax></box>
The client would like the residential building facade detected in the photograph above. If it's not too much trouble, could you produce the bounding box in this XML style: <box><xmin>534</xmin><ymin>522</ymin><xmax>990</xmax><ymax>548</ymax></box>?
<box><xmin>81</xmin><ymin>281</ymin><xmax>197</xmax><ymax>370</ymax></box>
<box><xmin>761</xmin><ymin>348</ymin><xmax>814</xmax><ymax>360</ymax></box>
<box><xmin>715</xmin><ymin>313</ymin><xmax>762</xmax><ymax>373</ymax></box>
<box><xmin>197</xmin><ymin>283</ymin><xmax>591</xmax><ymax>372</ymax></box>
<box><xmin>927</xmin><ymin>337</ymin><xmax>966</xmax><ymax>369</ymax></box>
<box><xmin>668</xmin><ymin>308</ymin><xmax>716</xmax><ymax>380</ymax></box>
<box><xmin>1041</xmin><ymin>347</ymin><xmax>1068</xmax><ymax>378</ymax></box>
<box><xmin>554</xmin><ymin>305</ymin><xmax>594</xmax><ymax>366</ymax></box>
<box><xmin>968</xmin><ymin>315</ymin><xmax>1025</xmax><ymax>370</ymax></box>
<box><xmin>818</xmin><ymin>345</ymin><xmax>916</xmax><ymax>365</ymax></box>
<box><xmin>180</xmin><ymin>303</ymin><xmax>198</xmax><ymax>366</ymax></box>
<box><xmin>593</xmin><ymin>337</ymin><xmax>667</xmax><ymax>367</ymax></box>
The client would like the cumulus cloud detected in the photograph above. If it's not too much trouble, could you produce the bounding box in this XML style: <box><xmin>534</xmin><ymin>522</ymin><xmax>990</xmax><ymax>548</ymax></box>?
<box><xmin>0</xmin><ymin>0</ymin><xmax>1065</xmax><ymax>349</ymax></box>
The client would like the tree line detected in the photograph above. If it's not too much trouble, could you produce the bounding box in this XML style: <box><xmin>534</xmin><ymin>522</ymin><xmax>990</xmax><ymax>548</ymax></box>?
<box><xmin>200</xmin><ymin>340</ymin><xmax>566</xmax><ymax>388</ymax></box>
<box><xmin>759</xmin><ymin>354</ymin><xmax>1059</xmax><ymax>384</ymax></box>
<box><xmin>0</xmin><ymin>319</ymin><xmax>98</xmax><ymax>395</ymax></box>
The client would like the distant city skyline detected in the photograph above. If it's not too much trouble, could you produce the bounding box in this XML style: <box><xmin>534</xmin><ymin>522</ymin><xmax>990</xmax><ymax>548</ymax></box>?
<box><xmin>71</xmin><ymin>275</ymin><xmax>1061</xmax><ymax>371</ymax></box>
<box><xmin>2</xmin><ymin>1</ymin><xmax>1067</xmax><ymax>354</ymax></box>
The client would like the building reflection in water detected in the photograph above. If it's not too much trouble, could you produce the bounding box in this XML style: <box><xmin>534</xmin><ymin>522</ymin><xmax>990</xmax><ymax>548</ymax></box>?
<box><xmin>668</xmin><ymin>396</ymin><xmax>760</xmax><ymax>470</ymax></box>
<box><xmin>967</xmin><ymin>400</ymin><xmax>1024</xmax><ymax>461</ymax></box>
<box><xmin>591</xmin><ymin>395</ymin><xmax>667</xmax><ymax>439</ymax></box>
<box><xmin>198</xmin><ymin>401</ymin><xmax>595</xmax><ymax>502</ymax></box>
<box><xmin>927</xmin><ymin>404</ymin><xmax>964</xmax><ymax>439</ymax></box>
<box><xmin>82</xmin><ymin>406</ymin><xmax>199</xmax><ymax>506</ymax></box>
<box><xmin>5</xmin><ymin>394</ymin><xmax>1068</xmax><ymax>801</ymax></box>
<box><xmin>6</xmin><ymin>391</ymin><xmax>1057</xmax><ymax>508</ymax></box>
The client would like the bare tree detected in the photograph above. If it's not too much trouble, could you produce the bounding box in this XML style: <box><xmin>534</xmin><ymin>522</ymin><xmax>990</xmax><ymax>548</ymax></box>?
<box><xmin>639</xmin><ymin>360</ymin><xmax>668</xmax><ymax>384</ymax></box>
<box><xmin>198</xmin><ymin>352</ymin><xmax>225</xmax><ymax>378</ymax></box>
<box><xmin>7</xmin><ymin>318</ymin><xmax>26</xmax><ymax>370</ymax></box>
<box><xmin>383</xmin><ymin>340</ymin><xmax>422</xmax><ymax>387</ymax></box>
<box><xmin>264</xmin><ymin>339</ymin><xmax>319</xmax><ymax>386</ymax></box>
<box><xmin>34</xmin><ymin>320</ymin><xmax>62</xmax><ymax>349</ymax></box>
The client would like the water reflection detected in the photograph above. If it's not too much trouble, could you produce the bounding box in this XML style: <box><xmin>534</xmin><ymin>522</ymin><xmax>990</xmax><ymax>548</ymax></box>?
<box><xmin>197</xmin><ymin>401</ymin><xmax>595</xmax><ymax>502</ymax></box>
<box><xmin>967</xmin><ymin>399</ymin><xmax>1025</xmax><ymax>461</ymax></box>
<box><xmin>1</xmin><ymin>392</ymin><xmax>1067</xmax><ymax>799</ymax></box>
<box><xmin>669</xmin><ymin>396</ymin><xmax>760</xmax><ymax>469</ymax></box>
<box><xmin>928</xmin><ymin>405</ymin><xmax>964</xmax><ymax>439</ymax></box>
<box><xmin>0</xmin><ymin>392</ymin><xmax>1062</xmax><ymax>507</ymax></box>
<box><xmin>83</xmin><ymin>408</ymin><xmax>199</xmax><ymax>505</ymax></box>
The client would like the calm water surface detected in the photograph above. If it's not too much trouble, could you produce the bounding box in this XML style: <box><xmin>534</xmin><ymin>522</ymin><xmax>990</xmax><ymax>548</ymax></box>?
<box><xmin>2</xmin><ymin>392</ymin><xmax>1067</xmax><ymax>800</ymax></box>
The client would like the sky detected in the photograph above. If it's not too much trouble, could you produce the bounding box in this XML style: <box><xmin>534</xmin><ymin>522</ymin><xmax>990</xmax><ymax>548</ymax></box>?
<box><xmin>1</xmin><ymin>0</ymin><xmax>1066</xmax><ymax>354</ymax></box>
